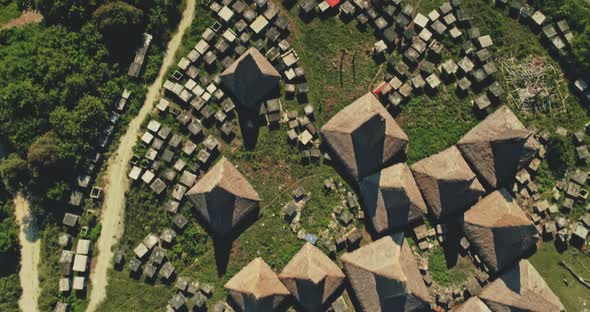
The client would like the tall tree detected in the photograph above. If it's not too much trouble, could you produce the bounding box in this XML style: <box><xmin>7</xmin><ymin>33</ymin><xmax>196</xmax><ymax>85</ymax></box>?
<box><xmin>93</xmin><ymin>1</ymin><xmax>144</xmax><ymax>58</ymax></box>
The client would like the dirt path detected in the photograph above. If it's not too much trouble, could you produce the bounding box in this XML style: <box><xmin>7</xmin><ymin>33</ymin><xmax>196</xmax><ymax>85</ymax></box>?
<box><xmin>85</xmin><ymin>1</ymin><xmax>195</xmax><ymax>311</ymax></box>
<box><xmin>14</xmin><ymin>194</ymin><xmax>41</xmax><ymax>312</ymax></box>
<box><xmin>1</xmin><ymin>10</ymin><xmax>42</xmax><ymax>30</ymax></box>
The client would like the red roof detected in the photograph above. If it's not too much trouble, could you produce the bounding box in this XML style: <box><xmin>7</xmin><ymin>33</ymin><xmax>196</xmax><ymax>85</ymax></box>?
<box><xmin>327</xmin><ymin>0</ymin><xmax>340</xmax><ymax>7</ymax></box>
<box><xmin>373</xmin><ymin>81</ymin><xmax>388</xmax><ymax>96</ymax></box>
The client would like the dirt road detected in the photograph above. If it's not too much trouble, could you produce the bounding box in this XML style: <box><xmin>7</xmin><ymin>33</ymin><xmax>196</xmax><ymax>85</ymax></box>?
<box><xmin>14</xmin><ymin>194</ymin><xmax>41</xmax><ymax>312</ymax></box>
<box><xmin>85</xmin><ymin>1</ymin><xmax>195</xmax><ymax>311</ymax></box>
<box><xmin>1</xmin><ymin>10</ymin><xmax>42</xmax><ymax>30</ymax></box>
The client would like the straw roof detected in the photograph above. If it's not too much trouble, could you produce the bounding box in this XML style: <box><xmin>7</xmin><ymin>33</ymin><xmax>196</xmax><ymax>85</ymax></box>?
<box><xmin>479</xmin><ymin>260</ymin><xmax>564</xmax><ymax>311</ymax></box>
<box><xmin>220</xmin><ymin>47</ymin><xmax>280</xmax><ymax>112</ymax></box>
<box><xmin>359</xmin><ymin>163</ymin><xmax>427</xmax><ymax>233</ymax></box>
<box><xmin>463</xmin><ymin>189</ymin><xmax>539</xmax><ymax>273</ymax></box>
<box><xmin>279</xmin><ymin>243</ymin><xmax>346</xmax><ymax>311</ymax></box>
<box><xmin>321</xmin><ymin>92</ymin><xmax>408</xmax><ymax>181</ymax></box>
<box><xmin>458</xmin><ymin>106</ymin><xmax>532</xmax><ymax>188</ymax></box>
<box><xmin>225</xmin><ymin>257</ymin><xmax>290</xmax><ymax>312</ymax></box>
<box><xmin>186</xmin><ymin>157</ymin><xmax>260</xmax><ymax>236</ymax></box>
<box><xmin>411</xmin><ymin>146</ymin><xmax>485</xmax><ymax>219</ymax></box>
<box><xmin>341</xmin><ymin>234</ymin><xmax>433</xmax><ymax>312</ymax></box>
<box><xmin>451</xmin><ymin>297</ymin><xmax>491</xmax><ymax>312</ymax></box>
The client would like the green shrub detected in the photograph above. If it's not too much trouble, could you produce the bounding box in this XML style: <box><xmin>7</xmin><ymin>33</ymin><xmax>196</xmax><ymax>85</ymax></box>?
<box><xmin>546</xmin><ymin>134</ymin><xmax>576</xmax><ymax>176</ymax></box>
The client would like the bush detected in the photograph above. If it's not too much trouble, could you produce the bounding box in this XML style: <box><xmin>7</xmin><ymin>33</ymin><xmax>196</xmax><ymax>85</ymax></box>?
<box><xmin>88</xmin><ymin>223</ymin><xmax>102</xmax><ymax>242</ymax></box>
<box><xmin>0</xmin><ymin>153</ymin><xmax>29</xmax><ymax>193</ymax></box>
<box><xmin>546</xmin><ymin>134</ymin><xmax>576</xmax><ymax>176</ymax></box>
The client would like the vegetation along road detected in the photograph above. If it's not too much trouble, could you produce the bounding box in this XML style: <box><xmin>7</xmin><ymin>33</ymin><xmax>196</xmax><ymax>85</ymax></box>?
<box><xmin>14</xmin><ymin>194</ymin><xmax>41</xmax><ymax>312</ymax></box>
<box><xmin>85</xmin><ymin>1</ymin><xmax>196</xmax><ymax>311</ymax></box>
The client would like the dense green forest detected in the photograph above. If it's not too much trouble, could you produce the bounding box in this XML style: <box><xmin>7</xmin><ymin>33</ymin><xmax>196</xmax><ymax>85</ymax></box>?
<box><xmin>0</xmin><ymin>198</ymin><xmax>21</xmax><ymax>312</ymax></box>
<box><xmin>0</xmin><ymin>0</ymin><xmax>181</xmax><ymax>220</ymax></box>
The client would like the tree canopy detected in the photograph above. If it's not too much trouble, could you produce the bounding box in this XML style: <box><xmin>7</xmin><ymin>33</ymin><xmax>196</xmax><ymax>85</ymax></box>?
<box><xmin>93</xmin><ymin>1</ymin><xmax>145</xmax><ymax>57</ymax></box>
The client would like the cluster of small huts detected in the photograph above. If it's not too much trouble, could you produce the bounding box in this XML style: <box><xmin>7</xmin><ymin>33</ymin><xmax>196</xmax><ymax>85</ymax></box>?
<box><xmin>282</xmin><ymin>180</ymin><xmax>365</xmax><ymax>255</ymax></box>
<box><xmin>520</xmin><ymin>126</ymin><xmax>590</xmax><ymax>250</ymax></box>
<box><xmin>487</xmin><ymin>0</ymin><xmax>590</xmax><ymax>105</ymax></box>
<box><xmin>125</xmin><ymin>156</ymin><xmax>262</xmax><ymax>271</ymax></box>
<box><xmin>365</xmin><ymin>0</ymin><xmax>502</xmax><ymax>113</ymax></box>
<box><xmin>55</xmin><ymin>88</ymin><xmax>134</xmax><ymax>311</ymax></box>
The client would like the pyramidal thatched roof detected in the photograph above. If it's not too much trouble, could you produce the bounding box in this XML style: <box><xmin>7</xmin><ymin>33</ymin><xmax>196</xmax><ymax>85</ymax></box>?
<box><xmin>463</xmin><ymin>189</ymin><xmax>539</xmax><ymax>274</ymax></box>
<box><xmin>457</xmin><ymin>106</ymin><xmax>532</xmax><ymax>188</ymax></box>
<box><xmin>220</xmin><ymin>47</ymin><xmax>280</xmax><ymax>111</ymax></box>
<box><xmin>186</xmin><ymin>157</ymin><xmax>260</xmax><ymax>236</ymax></box>
<box><xmin>279</xmin><ymin>243</ymin><xmax>346</xmax><ymax>311</ymax></box>
<box><xmin>479</xmin><ymin>260</ymin><xmax>564</xmax><ymax>311</ymax></box>
<box><xmin>411</xmin><ymin>146</ymin><xmax>485</xmax><ymax>219</ymax></box>
<box><xmin>451</xmin><ymin>297</ymin><xmax>491</xmax><ymax>312</ymax></box>
<box><xmin>340</xmin><ymin>234</ymin><xmax>433</xmax><ymax>312</ymax></box>
<box><xmin>321</xmin><ymin>92</ymin><xmax>409</xmax><ymax>181</ymax></box>
<box><xmin>359</xmin><ymin>163</ymin><xmax>427</xmax><ymax>233</ymax></box>
<box><xmin>225</xmin><ymin>257</ymin><xmax>290</xmax><ymax>311</ymax></box>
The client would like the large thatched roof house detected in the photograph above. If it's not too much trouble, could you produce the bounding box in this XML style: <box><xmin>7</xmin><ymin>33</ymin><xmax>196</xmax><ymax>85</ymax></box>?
<box><xmin>411</xmin><ymin>146</ymin><xmax>486</xmax><ymax>219</ymax></box>
<box><xmin>186</xmin><ymin>157</ymin><xmax>260</xmax><ymax>236</ymax></box>
<box><xmin>479</xmin><ymin>260</ymin><xmax>564</xmax><ymax>311</ymax></box>
<box><xmin>359</xmin><ymin>163</ymin><xmax>427</xmax><ymax>233</ymax></box>
<box><xmin>320</xmin><ymin>92</ymin><xmax>408</xmax><ymax>181</ymax></box>
<box><xmin>220</xmin><ymin>47</ymin><xmax>280</xmax><ymax>112</ymax></box>
<box><xmin>225</xmin><ymin>257</ymin><xmax>290</xmax><ymax>312</ymax></box>
<box><xmin>457</xmin><ymin>106</ymin><xmax>532</xmax><ymax>189</ymax></box>
<box><xmin>340</xmin><ymin>234</ymin><xmax>433</xmax><ymax>311</ymax></box>
<box><xmin>463</xmin><ymin>189</ymin><xmax>539</xmax><ymax>274</ymax></box>
<box><xmin>279</xmin><ymin>243</ymin><xmax>346</xmax><ymax>311</ymax></box>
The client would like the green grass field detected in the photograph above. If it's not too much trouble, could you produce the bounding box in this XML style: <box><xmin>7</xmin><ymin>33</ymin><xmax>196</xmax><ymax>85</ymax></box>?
<box><xmin>96</xmin><ymin>0</ymin><xmax>590</xmax><ymax>310</ymax></box>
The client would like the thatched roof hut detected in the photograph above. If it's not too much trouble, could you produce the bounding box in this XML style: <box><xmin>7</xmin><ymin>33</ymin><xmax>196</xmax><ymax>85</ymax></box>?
<box><xmin>279</xmin><ymin>243</ymin><xmax>346</xmax><ymax>311</ymax></box>
<box><xmin>463</xmin><ymin>189</ymin><xmax>539</xmax><ymax>274</ymax></box>
<box><xmin>321</xmin><ymin>92</ymin><xmax>408</xmax><ymax>181</ymax></box>
<box><xmin>452</xmin><ymin>297</ymin><xmax>491</xmax><ymax>312</ymax></box>
<box><xmin>359</xmin><ymin>163</ymin><xmax>427</xmax><ymax>233</ymax></box>
<box><xmin>340</xmin><ymin>234</ymin><xmax>433</xmax><ymax>312</ymax></box>
<box><xmin>220</xmin><ymin>47</ymin><xmax>280</xmax><ymax>112</ymax></box>
<box><xmin>457</xmin><ymin>106</ymin><xmax>532</xmax><ymax>188</ymax></box>
<box><xmin>225</xmin><ymin>257</ymin><xmax>290</xmax><ymax>312</ymax></box>
<box><xmin>479</xmin><ymin>260</ymin><xmax>564</xmax><ymax>311</ymax></box>
<box><xmin>411</xmin><ymin>146</ymin><xmax>485</xmax><ymax>219</ymax></box>
<box><xmin>186</xmin><ymin>157</ymin><xmax>260</xmax><ymax>237</ymax></box>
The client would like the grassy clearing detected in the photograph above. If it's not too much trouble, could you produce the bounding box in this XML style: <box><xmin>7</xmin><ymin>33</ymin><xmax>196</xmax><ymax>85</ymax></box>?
<box><xmin>530</xmin><ymin>243</ymin><xmax>590</xmax><ymax>311</ymax></box>
<box><xmin>0</xmin><ymin>1</ymin><xmax>20</xmax><ymax>25</ymax></box>
<box><xmin>428</xmin><ymin>247</ymin><xmax>473</xmax><ymax>287</ymax></box>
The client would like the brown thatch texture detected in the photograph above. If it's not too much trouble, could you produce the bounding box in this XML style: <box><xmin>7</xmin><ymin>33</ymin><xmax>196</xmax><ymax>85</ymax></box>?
<box><xmin>341</xmin><ymin>234</ymin><xmax>433</xmax><ymax>312</ymax></box>
<box><xmin>359</xmin><ymin>163</ymin><xmax>427</xmax><ymax>233</ymax></box>
<box><xmin>220</xmin><ymin>47</ymin><xmax>280</xmax><ymax>111</ymax></box>
<box><xmin>186</xmin><ymin>157</ymin><xmax>260</xmax><ymax>236</ymax></box>
<box><xmin>279</xmin><ymin>243</ymin><xmax>346</xmax><ymax>311</ymax></box>
<box><xmin>451</xmin><ymin>297</ymin><xmax>492</xmax><ymax>312</ymax></box>
<box><xmin>320</xmin><ymin>92</ymin><xmax>408</xmax><ymax>181</ymax></box>
<box><xmin>479</xmin><ymin>260</ymin><xmax>564</xmax><ymax>312</ymax></box>
<box><xmin>463</xmin><ymin>189</ymin><xmax>539</xmax><ymax>273</ymax></box>
<box><xmin>457</xmin><ymin>106</ymin><xmax>531</xmax><ymax>188</ymax></box>
<box><xmin>411</xmin><ymin>146</ymin><xmax>485</xmax><ymax>219</ymax></box>
<box><xmin>225</xmin><ymin>257</ymin><xmax>290</xmax><ymax>312</ymax></box>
